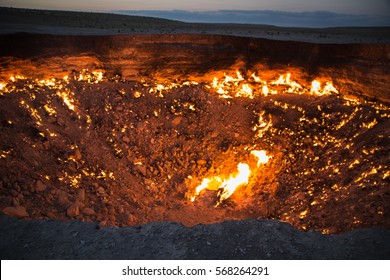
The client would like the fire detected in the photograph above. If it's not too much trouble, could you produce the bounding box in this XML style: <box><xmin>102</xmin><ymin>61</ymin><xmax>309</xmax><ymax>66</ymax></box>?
<box><xmin>57</xmin><ymin>90</ymin><xmax>76</xmax><ymax>111</ymax></box>
<box><xmin>78</xmin><ymin>70</ymin><xmax>104</xmax><ymax>83</ymax></box>
<box><xmin>211</xmin><ymin>71</ymin><xmax>254</xmax><ymax>99</ymax></box>
<box><xmin>9</xmin><ymin>75</ymin><xmax>25</xmax><ymax>82</ymax></box>
<box><xmin>271</xmin><ymin>73</ymin><xmax>302</xmax><ymax>94</ymax></box>
<box><xmin>262</xmin><ymin>85</ymin><xmax>269</xmax><ymax>96</ymax></box>
<box><xmin>251</xmin><ymin>73</ymin><xmax>262</xmax><ymax>83</ymax></box>
<box><xmin>190</xmin><ymin>149</ymin><xmax>271</xmax><ymax>206</ymax></box>
<box><xmin>0</xmin><ymin>82</ymin><xmax>6</xmax><ymax>91</ymax></box>
<box><xmin>191</xmin><ymin>178</ymin><xmax>216</xmax><ymax>202</ymax></box>
<box><xmin>216</xmin><ymin>163</ymin><xmax>251</xmax><ymax>206</ymax></box>
<box><xmin>93</xmin><ymin>71</ymin><xmax>104</xmax><ymax>82</ymax></box>
<box><xmin>310</xmin><ymin>80</ymin><xmax>338</xmax><ymax>96</ymax></box>
<box><xmin>250</xmin><ymin>150</ymin><xmax>270</xmax><ymax>166</ymax></box>
<box><xmin>191</xmin><ymin>162</ymin><xmax>251</xmax><ymax>206</ymax></box>
<box><xmin>43</xmin><ymin>104</ymin><xmax>57</xmax><ymax>116</ymax></box>
<box><xmin>253</xmin><ymin>111</ymin><xmax>272</xmax><ymax>138</ymax></box>
<box><xmin>37</xmin><ymin>78</ymin><xmax>56</xmax><ymax>88</ymax></box>
<box><xmin>210</xmin><ymin>71</ymin><xmax>338</xmax><ymax>98</ymax></box>
<box><xmin>237</xmin><ymin>83</ymin><xmax>253</xmax><ymax>98</ymax></box>
<box><xmin>310</xmin><ymin>80</ymin><xmax>321</xmax><ymax>95</ymax></box>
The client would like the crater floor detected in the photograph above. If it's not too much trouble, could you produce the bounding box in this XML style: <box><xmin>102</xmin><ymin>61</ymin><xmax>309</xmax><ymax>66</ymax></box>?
<box><xmin>1</xmin><ymin>70</ymin><xmax>389</xmax><ymax>234</ymax></box>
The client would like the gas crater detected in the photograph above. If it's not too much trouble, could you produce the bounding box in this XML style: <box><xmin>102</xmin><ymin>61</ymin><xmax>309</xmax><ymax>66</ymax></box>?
<box><xmin>0</xmin><ymin>34</ymin><xmax>389</xmax><ymax>234</ymax></box>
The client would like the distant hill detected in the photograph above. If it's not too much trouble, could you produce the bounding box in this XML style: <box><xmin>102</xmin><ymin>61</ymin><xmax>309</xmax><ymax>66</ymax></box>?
<box><xmin>0</xmin><ymin>7</ymin><xmax>184</xmax><ymax>29</ymax></box>
<box><xmin>114</xmin><ymin>9</ymin><xmax>390</xmax><ymax>28</ymax></box>
<box><xmin>0</xmin><ymin>7</ymin><xmax>389</xmax><ymax>43</ymax></box>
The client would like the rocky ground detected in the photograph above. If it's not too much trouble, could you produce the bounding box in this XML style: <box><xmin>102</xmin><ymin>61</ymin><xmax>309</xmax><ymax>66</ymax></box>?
<box><xmin>1</xmin><ymin>71</ymin><xmax>389</xmax><ymax>235</ymax></box>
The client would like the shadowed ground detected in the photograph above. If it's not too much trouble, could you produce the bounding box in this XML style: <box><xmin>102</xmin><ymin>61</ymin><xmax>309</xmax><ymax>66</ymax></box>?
<box><xmin>1</xmin><ymin>215</ymin><xmax>389</xmax><ymax>259</ymax></box>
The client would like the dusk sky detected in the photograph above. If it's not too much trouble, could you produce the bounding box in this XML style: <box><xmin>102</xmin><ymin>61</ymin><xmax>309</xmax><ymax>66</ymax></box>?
<box><xmin>0</xmin><ymin>0</ymin><xmax>389</xmax><ymax>16</ymax></box>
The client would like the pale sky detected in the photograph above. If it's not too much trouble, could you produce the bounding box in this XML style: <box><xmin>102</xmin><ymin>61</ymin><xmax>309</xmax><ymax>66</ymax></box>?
<box><xmin>0</xmin><ymin>0</ymin><xmax>389</xmax><ymax>15</ymax></box>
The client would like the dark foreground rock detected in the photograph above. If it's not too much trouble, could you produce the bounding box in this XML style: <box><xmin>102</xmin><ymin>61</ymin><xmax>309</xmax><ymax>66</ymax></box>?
<box><xmin>0</xmin><ymin>215</ymin><xmax>389</xmax><ymax>260</ymax></box>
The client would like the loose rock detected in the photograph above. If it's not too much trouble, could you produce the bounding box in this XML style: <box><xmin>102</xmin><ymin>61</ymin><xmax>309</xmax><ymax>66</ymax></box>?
<box><xmin>134</xmin><ymin>165</ymin><xmax>147</xmax><ymax>177</ymax></box>
<box><xmin>3</xmin><ymin>206</ymin><xmax>29</xmax><ymax>218</ymax></box>
<box><xmin>172</xmin><ymin>117</ymin><xmax>182</xmax><ymax>126</ymax></box>
<box><xmin>66</xmin><ymin>205</ymin><xmax>79</xmax><ymax>217</ymax></box>
<box><xmin>35</xmin><ymin>180</ymin><xmax>47</xmax><ymax>192</ymax></box>
<box><xmin>82</xmin><ymin>207</ymin><xmax>96</xmax><ymax>215</ymax></box>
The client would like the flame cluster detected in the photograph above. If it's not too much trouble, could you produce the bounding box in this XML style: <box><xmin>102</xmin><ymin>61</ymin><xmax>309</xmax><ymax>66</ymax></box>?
<box><xmin>210</xmin><ymin>71</ymin><xmax>338</xmax><ymax>99</ymax></box>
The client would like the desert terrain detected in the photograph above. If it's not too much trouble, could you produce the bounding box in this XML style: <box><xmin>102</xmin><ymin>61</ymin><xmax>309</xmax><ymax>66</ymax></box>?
<box><xmin>0</xmin><ymin>7</ymin><xmax>389</xmax><ymax>259</ymax></box>
<box><xmin>1</xmin><ymin>7</ymin><xmax>390</xmax><ymax>43</ymax></box>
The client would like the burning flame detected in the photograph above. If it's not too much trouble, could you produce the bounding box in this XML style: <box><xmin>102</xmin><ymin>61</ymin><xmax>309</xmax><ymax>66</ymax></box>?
<box><xmin>253</xmin><ymin>111</ymin><xmax>273</xmax><ymax>138</ymax></box>
<box><xmin>211</xmin><ymin>71</ymin><xmax>338</xmax><ymax>98</ymax></box>
<box><xmin>310</xmin><ymin>80</ymin><xmax>338</xmax><ymax>96</ymax></box>
<box><xmin>211</xmin><ymin>71</ymin><xmax>254</xmax><ymax>99</ymax></box>
<box><xmin>57</xmin><ymin>90</ymin><xmax>76</xmax><ymax>111</ymax></box>
<box><xmin>78</xmin><ymin>70</ymin><xmax>104</xmax><ymax>84</ymax></box>
<box><xmin>250</xmin><ymin>150</ymin><xmax>270</xmax><ymax>166</ymax></box>
<box><xmin>190</xmin><ymin>150</ymin><xmax>270</xmax><ymax>206</ymax></box>
<box><xmin>0</xmin><ymin>82</ymin><xmax>6</xmax><ymax>91</ymax></box>
<box><xmin>216</xmin><ymin>163</ymin><xmax>251</xmax><ymax>206</ymax></box>
<box><xmin>191</xmin><ymin>162</ymin><xmax>251</xmax><ymax>206</ymax></box>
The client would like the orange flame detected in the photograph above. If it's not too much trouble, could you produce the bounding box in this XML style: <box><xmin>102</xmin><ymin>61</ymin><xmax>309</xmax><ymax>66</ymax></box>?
<box><xmin>191</xmin><ymin>162</ymin><xmax>251</xmax><ymax>206</ymax></box>
<box><xmin>0</xmin><ymin>82</ymin><xmax>7</xmax><ymax>91</ymax></box>
<box><xmin>211</xmin><ymin>71</ymin><xmax>338</xmax><ymax>98</ymax></box>
<box><xmin>215</xmin><ymin>163</ymin><xmax>250</xmax><ymax>206</ymax></box>
<box><xmin>250</xmin><ymin>150</ymin><xmax>270</xmax><ymax>166</ymax></box>
<box><xmin>190</xmin><ymin>149</ymin><xmax>271</xmax><ymax>206</ymax></box>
